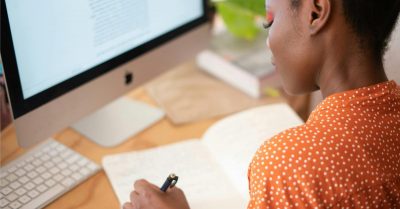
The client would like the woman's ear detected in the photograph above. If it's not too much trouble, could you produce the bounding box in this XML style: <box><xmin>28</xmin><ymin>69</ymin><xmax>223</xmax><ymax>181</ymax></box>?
<box><xmin>307</xmin><ymin>0</ymin><xmax>331</xmax><ymax>34</ymax></box>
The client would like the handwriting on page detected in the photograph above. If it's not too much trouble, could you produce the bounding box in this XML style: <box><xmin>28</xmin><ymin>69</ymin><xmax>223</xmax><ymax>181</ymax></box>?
<box><xmin>103</xmin><ymin>140</ymin><xmax>246</xmax><ymax>209</ymax></box>
<box><xmin>202</xmin><ymin>104</ymin><xmax>304</xmax><ymax>199</ymax></box>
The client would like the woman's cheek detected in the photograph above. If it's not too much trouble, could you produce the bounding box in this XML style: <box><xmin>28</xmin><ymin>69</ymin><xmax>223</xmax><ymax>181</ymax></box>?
<box><xmin>267</xmin><ymin>29</ymin><xmax>277</xmax><ymax>56</ymax></box>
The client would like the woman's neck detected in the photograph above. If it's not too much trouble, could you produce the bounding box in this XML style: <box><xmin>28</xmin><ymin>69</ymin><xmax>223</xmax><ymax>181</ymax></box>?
<box><xmin>317</xmin><ymin>47</ymin><xmax>388</xmax><ymax>98</ymax></box>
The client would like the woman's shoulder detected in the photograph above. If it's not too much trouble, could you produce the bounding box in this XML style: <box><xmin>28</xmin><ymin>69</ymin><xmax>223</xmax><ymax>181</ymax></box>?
<box><xmin>254</xmin><ymin>124</ymin><xmax>317</xmax><ymax>163</ymax></box>
<box><xmin>253</xmin><ymin>119</ymin><xmax>348</xmax><ymax>169</ymax></box>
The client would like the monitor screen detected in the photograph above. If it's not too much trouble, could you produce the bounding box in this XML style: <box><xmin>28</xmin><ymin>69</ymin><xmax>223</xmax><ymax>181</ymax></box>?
<box><xmin>2</xmin><ymin>0</ymin><xmax>207</xmax><ymax>118</ymax></box>
<box><xmin>5</xmin><ymin>0</ymin><xmax>203</xmax><ymax>99</ymax></box>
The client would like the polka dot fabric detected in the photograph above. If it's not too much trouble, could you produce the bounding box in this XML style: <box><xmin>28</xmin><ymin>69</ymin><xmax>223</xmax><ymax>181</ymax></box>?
<box><xmin>247</xmin><ymin>81</ymin><xmax>400</xmax><ymax>209</ymax></box>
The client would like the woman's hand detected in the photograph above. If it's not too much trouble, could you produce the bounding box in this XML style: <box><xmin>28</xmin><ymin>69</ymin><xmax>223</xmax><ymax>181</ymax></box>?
<box><xmin>122</xmin><ymin>179</ymin><xmax>190</xmax><ymax>209</ymax></box>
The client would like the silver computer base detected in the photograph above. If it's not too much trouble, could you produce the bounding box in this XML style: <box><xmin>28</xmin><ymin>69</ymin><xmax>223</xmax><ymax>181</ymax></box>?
<box><xmin>71</xmin><ymin>97</ymin><xmax>164</xmax><ymax>147</ymax></box>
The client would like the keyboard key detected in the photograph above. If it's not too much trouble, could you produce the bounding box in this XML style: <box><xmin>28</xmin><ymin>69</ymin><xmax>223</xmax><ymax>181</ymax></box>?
<box><xmin>53</xmin><ymin>174</ymin><xmax>64</xmax><ymax>182</ymax></box>
<box><xmin>49</xmin><ymin>142</ymin><xmax>58</xmax><ymax>148</ymax></box>
<box><xmin>1</xmin><ymin>187</ymin><xmax>12</xmax><ymax>195</ymax></box>
<box><xmin>48</xmin><ymin>150</ymin><xmax>57</xmax><ymax>157</ymax></box>
<box><xmin>69</xmin><ymin>164</ymin><xmax>79</xmax><ymax>171</ymax></box>
<box><xmin>33</xmin><ymin>177</ymin><xmax>44</xmax><ymax>185</ymax></box>
<box><xmin>6</xmin><ymin>174</ymin><xmax>18</xmax><ymax>182</ymax></box>
<box><xmin>33</xmin><ymin>151</ymin><xmax>43</xmax><ymax>158</ymax></box>
<box><xmin>37</xmin><ymin>185</ymin><xmax>47</xmax><ymax>193</ymax></box>
<box><xmin>58</xmin><ymin>162</ymin><xmax>68</xmax><ymax>169</ymax></box>
<box><xmin>41</xmin><ymin>172</ymin><xmax>52</xmax><ymax>179</ymax></box>
<box><xmin>15</xmin><ymin>188</ymin><xmax>27</xmax><ymax>196</ymax></box>
<box><xmin>61</xmin><ymin>178</ymin><xmax>74</xmax><ymax>187</ymax></box>
<box><xmin>20</xmin><ymin>185</ymin><xmax>64</xmax><ymax>209</ymax></box>
<box><xmin>8</xmin><ymin>167</ymin><xmax>17</xmax><ymax>173</ymax></box>
<box><xmin>66</xmin><ymin>155</ymin><xmax>79</xmax><ymax>164</ymax></box>
<box><xmin>49</xmin><ymin>167</ymin><xmax>60</xmax><ymax>174</ymax></box>
<box><xmin>40</xmin><ymin>154</ymin><xmax>50</xmax><ymax>161</ymax></box>
<box><xmin>44</xmin><ymin>161</ymin><xmax>54</xmax><ymax>169</ymax></box>
<box><xmin>60</xmin><ymin>150</ymin><xmax>72</xmax><ymax>158</ymax></box>
<box><xmin>52</xmin><ymin>156</ymin><xmax>62</xmax><ymax>164</ymax></box>
<box><xmin>24</xmin><ymin>164</ymin><xmax>34</xmax><ymax>172</ymax></box>
<box><xmin>88</xmin><ymin>163</ymin><xmax>99</xmax><ymax>171</ymax></box>
<box><xmin>80</xmin><ymin>168</ymin><xmax>91</xmax><ymax>177</ymax></box>
<box><xmin>55</xmin><ymin>144</ymin><xmax>66</xmax><ymax>152</ymax></box>
<box><xmin>61</xmin><ymin>169</ymin><xmax>72</xmax><ymax>177</ymax></box>
<box><xmin>0</xmin><ymin>171</ymin><xmax>8</xmax><ymax>178</ymax></box>
<box><xmin>43</xmin><ymin>144</ymin><xmax>51</xmax><ymax>152</ymax></box>
<box><xmin>24</xmin><ymin>182</ymin><xmax>35</xmax><ymax>190</ymax></box>
<box><xmin>32</xmin><ymin>159</ymin><xmax>41</xmax><ymax>166</ymax></box>
<box><xmin>18</xmin><ymin>195</ymin><xmax>31</xmax><ymax>204</ymax></box>
<box><xmin>0</xmin><ymin>198</ymin><xmax>9</xmax><ymax>207</ymax></box>
<box><xmin>25</xmin><ymin>156</ymin><xmax>34</xmax><ymax>162</ymax></box>
<box><xmin>18</xmin><ymin>176</ymin><xmax>29</xmax><ymax>184</ymax></box>
<box><xmin>0</xmin><ymin>179</ymin><xmax>9</xmax><ymax>187</ymax></box>
<box><xmin>27</xmin><ymin>190</ymin><xmax>39</xmax><ymax>198</ymax></box>
<box><xmin>35</xmin><ymin>166</ymin><xmax>46</xmax><ymax>174</ymax></box>
<box><xmin>27</xmin><ymin>171</ymin><xmax>38</xmax><ymax>179</ymax></box>
<box><xmin>9</xmin><ymin>182</ymin><xmax>21</xmax><ymax>190</ymax></box>
<box><xmin>6</xmin><ymin>193</ymin><xmax>18</xmax><ymax>201</ymax></box>
<box><xmin>72</xmin><ymin>173</ymin><xmax>82</xmax><ymax>181</ymax></box>
<box><xmin>9</xmin><ymin>201</ymin><xmax>21</xmax><ymax>209</ymax></box>
<box><xmin>77</xmin><ymin>158</ymin><xmax>89</xmax><ymax>167</ymax></box>
<box><xmin>15</xmin><ymin>168</ymin><xmax>26</xmax><ymax>177</ymax></box>
<box><xmin>16</xmin><ymin>161</ymin><xmax>26</xmax><ymax>168</ymax></box>
<box><xmin>44</xmin><ymin>179</ymin><xmax>56</xmax><ymax>187</ymax></box>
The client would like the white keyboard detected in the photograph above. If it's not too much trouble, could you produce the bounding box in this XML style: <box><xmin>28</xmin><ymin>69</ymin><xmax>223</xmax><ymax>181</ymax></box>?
<box><xmin>0</xmin><ymin>139</ymin><xmax>101</xmax><ymax>209</ymax></box>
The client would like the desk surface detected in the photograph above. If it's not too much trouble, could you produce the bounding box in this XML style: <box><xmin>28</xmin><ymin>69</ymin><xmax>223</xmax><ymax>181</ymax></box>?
<box><xmin>0</xmin><ymin>86</ymin><xmax>233</xmax><ymax>209</ymax></box>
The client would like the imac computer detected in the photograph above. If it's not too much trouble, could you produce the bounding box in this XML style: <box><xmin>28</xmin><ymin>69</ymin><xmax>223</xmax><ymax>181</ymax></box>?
<box><xmin>1</xmin><ymin>0</ymin><xmax>210</xmax><ymax>147</ymax></box>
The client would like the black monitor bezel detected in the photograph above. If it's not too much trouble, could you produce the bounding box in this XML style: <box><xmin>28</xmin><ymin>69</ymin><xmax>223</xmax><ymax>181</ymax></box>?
<box><xmin>1</xmin><ymin>0</ymin><xmax>208</xmax><ymax>118</ymax></box>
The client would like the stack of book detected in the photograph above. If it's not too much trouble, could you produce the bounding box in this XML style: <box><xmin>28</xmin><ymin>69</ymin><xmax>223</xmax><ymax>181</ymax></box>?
<box><xmin>196</xmin><ymin>32</ymin><xmax>279</xmax><ymax>98</ymax></box>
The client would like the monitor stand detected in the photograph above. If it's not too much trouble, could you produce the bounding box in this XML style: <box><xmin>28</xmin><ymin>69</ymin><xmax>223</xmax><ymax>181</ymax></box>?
<box><xmin>71</xmin><ymin>97</ymin><xmax>164</xmax><ymax>147</ymax></box>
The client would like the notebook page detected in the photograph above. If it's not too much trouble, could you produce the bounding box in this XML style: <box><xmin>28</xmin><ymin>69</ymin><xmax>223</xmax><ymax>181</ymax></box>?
<box><xmin>102</xmin><ymin>139</ymin><xmax>246</xmax><ymax>209</ymax></box>
<box><xmin>202</xmin><ymin>103</ymin><xmax>304</xmax><ymax>199</ymax></box>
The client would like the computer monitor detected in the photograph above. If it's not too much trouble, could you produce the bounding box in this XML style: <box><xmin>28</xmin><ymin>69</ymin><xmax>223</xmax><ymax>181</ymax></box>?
<box><xmin>1</xmin><ymin>0</ymin><xmax>210</xmax><ymax>147</ymax></box>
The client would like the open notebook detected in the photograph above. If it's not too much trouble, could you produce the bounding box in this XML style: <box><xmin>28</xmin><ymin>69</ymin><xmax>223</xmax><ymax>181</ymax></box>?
<box><xmin>102</xmin><ymin>103</ymin><xmax>304</xmax><ymax>209</ymax></box>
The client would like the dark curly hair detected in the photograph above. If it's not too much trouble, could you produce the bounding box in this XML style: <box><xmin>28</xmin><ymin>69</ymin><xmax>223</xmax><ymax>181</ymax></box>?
<box><xmin>291</xmin><ymin>0</ymin><xmax>400</xmax><ymax>60</ymax></box>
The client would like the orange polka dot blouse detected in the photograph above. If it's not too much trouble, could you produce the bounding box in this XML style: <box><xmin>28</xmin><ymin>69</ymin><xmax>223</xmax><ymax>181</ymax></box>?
<box><xmin>248</xmin><ymin>80</ymin><xmax>400</xmax><ymax>208</ymax></box>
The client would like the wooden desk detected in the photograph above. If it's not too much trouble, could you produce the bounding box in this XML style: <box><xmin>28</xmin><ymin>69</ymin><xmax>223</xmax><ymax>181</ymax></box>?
<box><xmin>0</xmin><ymin>86</ymin><xmax>230</xmax><ymax>209</ymax></box>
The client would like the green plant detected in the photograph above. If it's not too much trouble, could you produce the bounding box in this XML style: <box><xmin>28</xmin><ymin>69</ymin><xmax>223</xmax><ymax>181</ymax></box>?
<box><xmin>213</xmin><ymin>0</ymin><xmax>265</xmax><ymax>40</ymax></box>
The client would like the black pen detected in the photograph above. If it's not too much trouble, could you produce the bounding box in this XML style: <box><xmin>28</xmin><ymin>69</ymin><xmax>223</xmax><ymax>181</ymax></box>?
<box><xmin>160</xmin><ymin>173</ymin><xmax>179</xmax><ymax>192</ymax></box>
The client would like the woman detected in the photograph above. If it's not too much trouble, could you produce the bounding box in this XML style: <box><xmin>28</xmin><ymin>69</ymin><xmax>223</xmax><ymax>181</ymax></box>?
<box><xmin>123</xmin><ymin>0</ymin><xmax>400</xmax><ymax>208</ymax></box>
